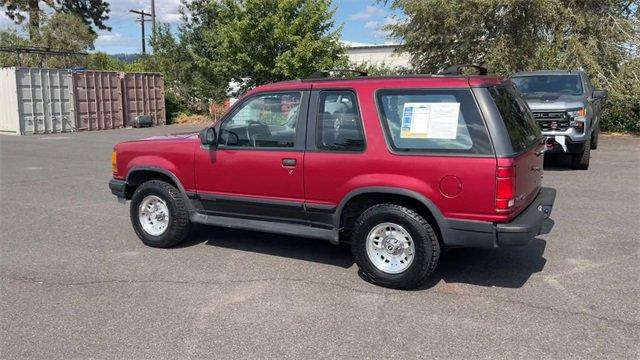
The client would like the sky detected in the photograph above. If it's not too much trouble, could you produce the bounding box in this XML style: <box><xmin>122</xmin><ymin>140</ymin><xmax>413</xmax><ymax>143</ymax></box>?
<box><xmin>0</xmin><ymin>0</ymin><xmax>400</xmax><ymax>54</ymax></box>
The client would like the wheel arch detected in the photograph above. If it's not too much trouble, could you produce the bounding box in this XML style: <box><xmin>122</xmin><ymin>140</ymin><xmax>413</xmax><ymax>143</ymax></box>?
<box><xmin>336</xmin><ymin>187</ymin><xmax>446</xmax><ymax>244</ymax></box>
<box><xmin>126</xmin><ymin>167</ymin><xmax>192</xmax><ymax>202</ymax></box>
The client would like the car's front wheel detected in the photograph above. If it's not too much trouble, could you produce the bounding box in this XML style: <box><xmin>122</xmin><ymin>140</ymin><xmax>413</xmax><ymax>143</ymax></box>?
<box><xmin>590</xmin><ymin>128</ymin><xmax>599</xmax><ymax>150</ymax></box>
<box><xmin>130</xmin><ymin>180</ymin><xmax>191</xmax><ymax>248</ymax></box>
<box><xmin>571</xmin><ymin>137</ymin><xmax>591</xmax><ymax>170</ymax></box>
<box><xmin>350</xmin><ymin>204</ymin><xmax>440</xmax><ymax>290</ymax></box>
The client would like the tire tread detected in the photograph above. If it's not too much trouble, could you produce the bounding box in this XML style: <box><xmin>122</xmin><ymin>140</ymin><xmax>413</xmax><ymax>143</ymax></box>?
<box><xmin>130</xmin><ymin>180</ymin><xmax>191</xmax><ymax>248</ymax></box>
<box><xmin>351</xmin><ymin>203</ymin><xmax>440</xmax><ymax>289</ymax></box>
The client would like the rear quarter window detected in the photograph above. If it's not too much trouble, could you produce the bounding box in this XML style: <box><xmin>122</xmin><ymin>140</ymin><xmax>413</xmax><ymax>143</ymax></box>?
<box><xmin>489</xmin><ymin>86</ymin><xmax>541</xmax><ymax>154</ymax></box>
<box><xmin>376</xmin><ymin>89</ymin><xmax>493</xmax><ymax>155</ymax></box>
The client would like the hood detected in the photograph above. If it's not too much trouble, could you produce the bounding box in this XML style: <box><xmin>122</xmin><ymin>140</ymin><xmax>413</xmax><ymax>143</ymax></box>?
<box><xmin>523</xmin><ymin>94</ymin><xmax>586</xmax><ymax>111</ymax></box>
<box><xmin>123</xmin><ymin>132</ymin><xmax>198</xmax><ymax>143</ymax></box>
<box><xmin>134</xmin><ymin>132</ymin><xmax>199</xmax><ymax>142</ymax></box>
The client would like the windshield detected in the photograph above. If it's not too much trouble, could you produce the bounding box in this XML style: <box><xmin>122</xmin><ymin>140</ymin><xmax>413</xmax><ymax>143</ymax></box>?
<box><xmin>511</xmin><ymin>75</ymin><xmax>584</xmax><ymax>97</ymax></box>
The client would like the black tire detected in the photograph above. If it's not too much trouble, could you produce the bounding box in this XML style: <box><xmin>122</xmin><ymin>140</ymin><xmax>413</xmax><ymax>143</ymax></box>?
<box><xmin>350</xmin><ymin>204</ymin><xmax>440</xmax><ymax>290</ymax></box>
<box><xmin>590</xmin><ymin>128</ymin><xmax>599</xmax><ymax>150</ymax></box>
<box><xmin>571</xmin><ymin>137</ymin><xmax>591</xmax><ymax>170</ymax></box>
<box><xmin>130</xmin><ymin>180</ymin><xmax>191</xmax><ymax>248</ymax></box>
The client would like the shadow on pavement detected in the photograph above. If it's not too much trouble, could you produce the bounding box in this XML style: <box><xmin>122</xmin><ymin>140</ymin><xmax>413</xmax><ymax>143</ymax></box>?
<box><xmin>543</xmin><ymin>153</ymin><xmax>575</xmax><ymax>171</ymax></box>
<box><xmin>179</xmin><ymin>224</ymin><xmax>547</xmax><ymax>289</ymax></box>
<box><xmin>180</xmin><ymin>224</ymin><xmax>355</xmax><ymax>269</ymax></box>
<box><xmin>419</xmin><ymin>238</ymin><xmax>547</xmax><ymax>290</ymax></box>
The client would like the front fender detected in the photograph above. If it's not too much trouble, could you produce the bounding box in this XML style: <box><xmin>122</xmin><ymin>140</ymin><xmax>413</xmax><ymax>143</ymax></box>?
<box><xmin>123</xmin><ymin>154</ymin><xmax>195</xmax><ymax>191</ymax></box>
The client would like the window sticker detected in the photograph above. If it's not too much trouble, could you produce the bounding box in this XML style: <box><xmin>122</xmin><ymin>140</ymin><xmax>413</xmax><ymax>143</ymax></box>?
<box><xmin>400</xmin><ymin>102</ymin><xmax>460</xmax><ymax>139</ymax></box>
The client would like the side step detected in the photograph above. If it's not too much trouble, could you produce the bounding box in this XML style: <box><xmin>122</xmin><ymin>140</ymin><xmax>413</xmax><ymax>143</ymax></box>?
<box><xmin>190</xmin><ymin>212</ymin><xmax>340</xmax><ymax>244</ymax></box>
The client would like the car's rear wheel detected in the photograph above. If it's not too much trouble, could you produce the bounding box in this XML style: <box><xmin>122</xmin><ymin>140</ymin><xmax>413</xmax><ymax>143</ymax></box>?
<box><xmin>130</xmin><ymin>180</ymin><xmax>191</xmax><ymax>248</ymax></box>
<box><xmin>350</xmin><ymin>204</ymin><xmax>440</xmax><ymax>290</ymax></box>
<box><xmin>571</xmin><ymin>137</ymin><xmax>591</xmax><ymax>170</ymax></box>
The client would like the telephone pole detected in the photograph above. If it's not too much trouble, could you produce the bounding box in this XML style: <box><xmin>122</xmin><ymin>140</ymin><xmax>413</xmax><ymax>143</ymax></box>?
<box><xmin>129</xmin><ymin>9</ymin><xmax>152</xmax><ymax>54</ymax></box>
<box><xmin>151</xmin><ymin>0</ymin><xmax>156</xmax><ymax>40</ymax></box>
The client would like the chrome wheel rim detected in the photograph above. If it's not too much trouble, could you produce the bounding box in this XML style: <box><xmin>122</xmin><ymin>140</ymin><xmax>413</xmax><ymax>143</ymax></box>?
<box><xmin>366</xmin><ymin>222</ymin><xmax>415</xmax><ymax>274</ymax></box>
<box><xmin>138</xmin><ymin>195</ymin><xmax>170</xmax><ymax>236</ymax></box>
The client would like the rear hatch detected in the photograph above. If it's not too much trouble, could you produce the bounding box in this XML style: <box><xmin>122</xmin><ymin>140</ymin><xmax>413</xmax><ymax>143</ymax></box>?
<box><xmin>489</xmin><ymin>86</ymin><xmax>544</xmax><ymax>218</ymax></box>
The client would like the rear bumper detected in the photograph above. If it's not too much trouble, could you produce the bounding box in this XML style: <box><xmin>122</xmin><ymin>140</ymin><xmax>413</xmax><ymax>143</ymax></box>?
<box><xmin>495</xmin><ymin>187</ymin><xmax>556</xmax><ymax>246</ymax></box>
<box><xmin>109</xmin><ymin>178</ymin><xmax>127</xmax><ymax>199</ymax></box>
<box><xmin>443</xmin><ymin>187</ymin><xmax>556</xmax><ymax>248</ymax></box>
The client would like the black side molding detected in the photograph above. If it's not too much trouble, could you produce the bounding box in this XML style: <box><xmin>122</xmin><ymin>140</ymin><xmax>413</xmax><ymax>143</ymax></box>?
<box><xmin>190</xmin><ymin>212</ymin><xmax>340</xmax><ymax>244</ymax></box>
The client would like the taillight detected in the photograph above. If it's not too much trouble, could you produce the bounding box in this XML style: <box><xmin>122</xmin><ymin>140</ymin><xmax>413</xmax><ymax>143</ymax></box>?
<box><xmin>496</xmin><ymin>166</ymin><xmax>515</xmax><ymax>210</ymax></box>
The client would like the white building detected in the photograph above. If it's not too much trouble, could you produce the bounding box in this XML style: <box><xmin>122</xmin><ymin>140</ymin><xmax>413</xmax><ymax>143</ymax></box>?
<box><xmin>342</xmin><ymin>41</ymin><xmax>411</xmax><ymax>69</ymax></box>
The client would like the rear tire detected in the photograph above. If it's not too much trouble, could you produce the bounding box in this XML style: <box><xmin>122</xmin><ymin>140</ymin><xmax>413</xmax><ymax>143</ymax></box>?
<box><xmin>350</xmin><ymin>204</ymin><xmax>440</xmax><ymax>290</ymax></box>
<box><xmin>571</xmin><ymin>137</ymin><xmax>591</xmax><ymax>170</ymax></box>
<box><xmin>130</xmin><ymin>180</ymin><xmax>191</xmax><ymax>248</ymax></box>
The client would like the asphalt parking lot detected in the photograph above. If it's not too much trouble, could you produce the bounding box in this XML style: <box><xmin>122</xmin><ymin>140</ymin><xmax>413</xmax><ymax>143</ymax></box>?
<box><xmin>1</xmin><ymin>125</ymin><xmax>638</xmax><ymax>359</ymax></box>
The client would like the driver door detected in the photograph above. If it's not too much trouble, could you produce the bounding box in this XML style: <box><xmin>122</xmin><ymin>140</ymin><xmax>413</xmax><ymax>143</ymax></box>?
<box><xmin>194</xmin><ymin>90</ymin><xmax>310</xmax><ymax>223</ymax></box>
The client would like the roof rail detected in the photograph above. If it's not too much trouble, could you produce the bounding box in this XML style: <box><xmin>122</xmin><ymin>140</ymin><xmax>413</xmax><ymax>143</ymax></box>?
<box><xmin>308</xmin><ymin>69</ymin><xmax>368</xmax><ymax>79</ymax></box>
<box><xmin>439</xmin><ymin>64</ymin><xmax>488</xmax><ymax>76</ymax></box>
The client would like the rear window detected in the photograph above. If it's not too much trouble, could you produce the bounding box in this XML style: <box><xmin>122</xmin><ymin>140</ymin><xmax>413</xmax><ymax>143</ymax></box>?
<box><xmin>376</xmin><ymin>89</ymin><xmax>492</xmax><ymax>155</ymax></box>
<box><xmin>489</xmin><ymin>86</ymin><xmax>541</xmax><ymax>154</ymax></box>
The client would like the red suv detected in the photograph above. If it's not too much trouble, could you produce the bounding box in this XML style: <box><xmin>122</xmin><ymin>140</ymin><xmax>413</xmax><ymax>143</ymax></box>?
<box><xmin>109</xmin><ymin>73</ymin><xmax>556</xmax><ymax>289</ymax></box>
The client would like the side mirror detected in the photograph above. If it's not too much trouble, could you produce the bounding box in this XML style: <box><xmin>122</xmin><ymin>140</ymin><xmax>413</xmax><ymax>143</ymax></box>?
<box><xmin>199</xmin><ymin>127</ymin><xmax>217</xmax><ymax>148</ymax></box>
<box><xmin>592</xmin><ymin>90</ymin><xmax>608</xmax><ymax>100</ymax></box>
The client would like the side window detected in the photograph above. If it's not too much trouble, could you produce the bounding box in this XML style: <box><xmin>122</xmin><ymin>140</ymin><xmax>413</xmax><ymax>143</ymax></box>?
<box><xmin>489</xmin><ymin>86</ymin><xmax>541</xmax><ymax>154</ymax></box>
<box><xmin>220</xmin><ymin>92</ymin><xmax>301</xmax><ymax>148</ymax></box>
<box><xmin>316</xmin><ymin>90</ymin><xmax>365</xmax><ymax>151</ymax></box>
<box><xmin>376</xmin><ymin>89</ymin><xmax>493</xmax><ymax>155</ymax></box>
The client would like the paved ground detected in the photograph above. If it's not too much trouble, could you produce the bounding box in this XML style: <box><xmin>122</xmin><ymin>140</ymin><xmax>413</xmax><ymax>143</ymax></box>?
<box><xmin>1</xmin><ymin>125</ymin><xmax>638</xmax><ymax>359</ymax></box>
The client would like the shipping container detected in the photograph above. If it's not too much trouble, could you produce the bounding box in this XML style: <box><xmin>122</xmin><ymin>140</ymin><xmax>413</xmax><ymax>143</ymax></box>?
<box><xmin>0</xmin><ymin>67</ymin><xmax>75</xmax><ymax>135</ymax></box>
<box><xmin>72</xmin><ymin>71</ymin><xmax>124</xmax><ymax>131</ymax></box>
<box><xmin>0</xmin><ymin>68</ymin><xmax>166</xmax><ymax>135</ymax></box>
<box><xmin>121</xmin><ymin>72</ymin><xmax>166</xmax><ymax>126</ymax></box>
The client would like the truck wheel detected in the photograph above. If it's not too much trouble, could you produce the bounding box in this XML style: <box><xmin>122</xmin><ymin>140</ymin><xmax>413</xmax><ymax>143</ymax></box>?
<box><xmin>590</xmin><ymin>129</ymin><xmax>599</xmax><ymax>150</ymax></box>
<box><xmin>130</xmin><ymin>180</ymin><xmax>191</xmax><ymax>248</ymax></box>
<box><xmin>571</xmin><ymin>137</ymin><xmax>591</xmax><ymax>170</ymax></box>
<box><xmin>350</xmin><ymin>204</ymin><xmax>440</xmax><ymax>290</ymax></box>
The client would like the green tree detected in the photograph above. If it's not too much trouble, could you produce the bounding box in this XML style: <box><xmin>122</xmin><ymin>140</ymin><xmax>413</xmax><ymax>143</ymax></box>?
<box><xmin>85</xmin><ymin>52</ymin><xmax>127</xmax><ymax>71</ymax></box>
<box><xmin>0</xmin><ymin>12</ymin><xmax>96</xmax><ymax>68</ymax></box>
<box><xmin>386</xmin><ymin>0</ymin><xmax>640</xmax><ymax>132</ymax></box>
<box><xmin>0</xmin><ymin>29</ymin><xmax>29</xmax><ymax>66</ymax></box>
<box><xmin>182</xmin><ymin>0</ymin><xmax>348</xmax><ymax>100</ymax></box>
<box><xmin>1</xmin><ymin>0</ymin><xmax>110</xmax><ymax>40</ymax></box>
<box><xmin>352</xmin><ymin>60</ymin><xmax>411</xmax><ymax>76</ymax></box>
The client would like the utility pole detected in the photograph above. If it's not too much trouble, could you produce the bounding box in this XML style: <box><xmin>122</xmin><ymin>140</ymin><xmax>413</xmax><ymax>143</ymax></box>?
<box><xmin>151</xmin><ymin>0</ymin><xmax>156</xmax><ymax>41</ymax></box>
<box><xmin>129</xmin><ymin>9</ymin><xmax>152</xmax><ymax>54</ymax></box>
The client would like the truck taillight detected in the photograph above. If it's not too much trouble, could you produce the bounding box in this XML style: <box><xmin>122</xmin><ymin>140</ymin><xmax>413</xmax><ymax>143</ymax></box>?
<box><xmin>496</xmin><ymin>166</ymin><xmax>515</xmax><ymax>210</ymax></box>
<box><xmin>111</xmin><ymin>150</ymin><xmax>118</xmax><ymax>174</ymax></box>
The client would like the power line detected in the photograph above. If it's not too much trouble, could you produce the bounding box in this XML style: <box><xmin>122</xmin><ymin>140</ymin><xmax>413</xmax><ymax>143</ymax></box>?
<box><xmin>0</xmin><ymin>46</ymin><xmax>88</xmax><ymax>56</ymax></box>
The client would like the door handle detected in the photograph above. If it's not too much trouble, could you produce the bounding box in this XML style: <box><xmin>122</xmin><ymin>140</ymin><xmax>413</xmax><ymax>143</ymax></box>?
<box><xmin>282</xmin><ymin>158</ymin><xmax>296</xmax><ymax>167</ymax></box>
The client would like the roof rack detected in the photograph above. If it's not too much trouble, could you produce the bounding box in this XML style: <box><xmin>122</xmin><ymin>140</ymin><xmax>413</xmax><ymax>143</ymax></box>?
<box><xmin>439</xmin><ymin>64</ymin><xmax>488</xmax><ymax>76</ymax></box>
<box><xmin>308</xmin><ymin>69</ymin><xmax>368</xmax><ymax>79</ymax></box>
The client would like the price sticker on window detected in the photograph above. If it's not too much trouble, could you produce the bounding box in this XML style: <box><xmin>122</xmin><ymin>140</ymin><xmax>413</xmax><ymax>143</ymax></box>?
<box><xmin>400</xmin><ymin>102</ymin><xmax>460</xmax><ymax>139</ymax></box>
